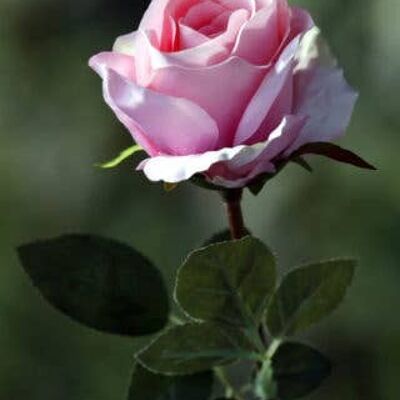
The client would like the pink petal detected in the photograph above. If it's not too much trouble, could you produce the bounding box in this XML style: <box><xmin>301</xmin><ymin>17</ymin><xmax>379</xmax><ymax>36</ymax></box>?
<box><xmin>139</xmin><ymin>0</ymin><xmax>183</xmax><ymax>51</ymax></box>
<box><xmin>145</xmin><ymin>26</ymin><xmax>229</xmax><ymax>67</ymax></box>
<box><xmin>112</xmin><ymin>31</ymin><xmax>155</xmax><ymax>86</ymax></box>
<box><xmin>113</xmin><ymin>31</ymin><xmax>140</xmax><ymax>56</ymax></box>
<box><xmin>138</xmin><ymin>115</ymin><xmax>305</xmax><ymax>187</ymax></box>
<box><xmin>95</xmin><ymin>67</ymin><xmax>219</xmax><ymax>156</ymax></box>
<box><xmin>178</xmin><ymin>23</ymin><xmax>209</xmax><ymax>49</ymax></box>
<box><xmin>134</xmin><ymin>12</ymin><xmax>241</xmax><ymax>71</ymax></box>
<box><xmin>288</xmin><ymin>7</ymin><xmax>314</xmax><ymax>39</ymax></box>
<box><xmin>208</xmin><ymin>114</ymin><xmax>306</xmax><ymax>186</ymax></box>
<box><xmin>172</xmin><ymin>9</ymin><xmax>249</xmax><ymax>65</ymax></box>
<box><xmin>181</xmin><ymin>0</ymin><xmax>227</xmax><ymax>31</ymax></box>
<box><xmin>246</xmin><ymin>71</ymin><xmax>294</xmax><ymax>145</ymax></box>
<box><xmin>216</xmin><ymin>0</ymin><xmax>255</xmax><ymax>13</ymax></box>
<box><xmin>114</xmin><ymin>9</ymin><xmax>249</xmax><ymax>71</ymax></box>
<box><xmin>234</xmin><ymin>35</ymin><xmax>300</xmax><ymax>145</ymax></box>
<box><xmin>198</xmin><ymin>10</ymin><xmax>232</xmax><ymax>36</ymax></box>
<box><xmin>232</xmin><ymin>0</ymin><xmax>290</xmax><ymax>65</ymax></box>
<box><xmin>285</xmin><ymin>28</ymin><xmax>358</xmax><ymax>153</ymax></box>
<box><xmin>286</xmin><ymin>67</ymin><xmax>358</xmax><ymax>154</ymax></box>
<box><xmin>89</xmin><ymin>52</ymin><xmax>136</xmax><ymax>81</ymax></box>
<box><xmin>149</xmin><ymin>54</ymin><xmax>266</xmax><ymax>149</ymax></box>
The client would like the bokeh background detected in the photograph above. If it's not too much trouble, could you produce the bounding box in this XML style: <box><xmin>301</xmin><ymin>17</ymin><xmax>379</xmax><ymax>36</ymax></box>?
<box><xmin>0</xmin><ymin>0</ymin><xmax>398</xmax><ymax>398</ymax></box>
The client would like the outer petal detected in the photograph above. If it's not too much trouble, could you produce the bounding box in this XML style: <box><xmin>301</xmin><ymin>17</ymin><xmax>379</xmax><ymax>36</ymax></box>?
<box><xmin>149</xmin><ymin>54</ymin><xmax>267</xmax><ymax>149</ymax></box>
<box><xmin>138</xmin><ymin>115</ymin><xmax>305</xmax><ymax>187</ymax></box>
<box><xmin>288</xmin><ymin>7</ymin><xmax>314</xmax><ymax>40</ymax></box>
<box><xmin>234</xmin><ymin>34</ymin><xmax>300</xmax><ymax>145</ymax></box>
<box><xmin>285</xmin><ymin>27</ymin><xmax>358</xmax><ymax>153</ymax></box>
<box><xmin>207</xmin><ymin>114</ymin><xmax>306</xmax><ymax>187</ymax></box>
<box><xmin>113</xmin><ymin>31</ymin><xmax>155</xmax><ymax>86</ymax></box>
<box><xmin>113</xmin><ymin>32</ymin><xmax>141</xmax><ymax>56</ymax></box>
<box><xmin>287</xmin><ymin>68</ymin><xmax>358</xmax><ymax>153</ymax></box>
<box><xmin>89</xmin><ymin>52</ymin><xmax>136</xmax><ymax>81</ymax></box>
<box><xmin>138</xmin><ymin>145</ymin><xmax>257</xmax><ymax>183</ymax></box>
<box><xmin>92</xmin><ymin>66</ymin><xmax>219</xmax><ymax>156</ymax></box>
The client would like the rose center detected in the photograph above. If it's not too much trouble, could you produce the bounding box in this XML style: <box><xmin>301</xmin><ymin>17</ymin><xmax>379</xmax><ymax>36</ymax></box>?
<box><xmin>178</xmin><ymin>0</ymin><xmax>234</xmax><ymax>38</ymax></box>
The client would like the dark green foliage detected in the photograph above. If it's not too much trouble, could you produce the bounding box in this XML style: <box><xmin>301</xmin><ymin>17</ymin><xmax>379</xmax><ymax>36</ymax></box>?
<box><xmin>272</xmin><ymin>342</ymin><xmax>332</xmax><ymax>399</ymax></box>
<box><xmin>176</xmin><ymin>237</ymin><xmax>276</xmax><ymax>327</ymax></box>
<box><xmin>128</xmin><ymin>363</ymin><xmax>213</xmax><ymax>400</ymax></box>
<box><xmin>17</xmin><ymin>234</ymin><xmax>169</xmax><ymax>336</ymax></box>
<box><xmin>267</xmin><ymin>259</ymin><xmax>356</xmax><ymax>336</ymax></box>
<box><xmin>137</xmin><ymin>322</ymin><xmax>257</xmax><ymax>375</ymax></box>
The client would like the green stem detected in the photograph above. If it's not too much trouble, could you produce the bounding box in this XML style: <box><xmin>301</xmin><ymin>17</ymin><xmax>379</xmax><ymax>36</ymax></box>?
<box><xmin>215</xmin><ymin>367</ymin><xmax>245</xmax><ymax>400</ymax></box>
<box><xmin>265</xmin><ymin>338</ymin><xmax>282</xmax><ymax>360</ymax></box>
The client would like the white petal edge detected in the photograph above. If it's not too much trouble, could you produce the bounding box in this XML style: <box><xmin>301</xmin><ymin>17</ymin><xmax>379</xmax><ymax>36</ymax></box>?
<box><xmin>137</xmin><ymin>116</ymin><xmax>303</xmax><ymax>186</ymax></box>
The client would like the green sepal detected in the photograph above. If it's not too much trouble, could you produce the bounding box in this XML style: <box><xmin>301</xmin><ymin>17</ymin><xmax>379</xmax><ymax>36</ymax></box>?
<box><xmin>95</xmin><ymin>144</ymin><xmax>143</xmax><ymax>169</ymax></box>
<box><xmin>190</xmin><ymin>174</ymin><xmax>224</xmax><ymax>191</ymax></box>
<box><xmin>246</xmin><ymin>161</ymin><xmax>287</xmax><ymax>196</ymax></box>
<box><xmin>291</xmin><ymin>157</ymin><xmax>313</xmax><ymax>172</ymax></box>
<box><xmin>292</xmin><ymin>142</ymin><xmax>376</xmax><ymax>171</ymax></box>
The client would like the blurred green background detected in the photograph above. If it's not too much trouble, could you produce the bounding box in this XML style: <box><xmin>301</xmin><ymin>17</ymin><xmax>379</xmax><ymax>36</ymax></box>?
<box><xmin>0</xmin><ymin>0</ymin><xmax>398</xmax><ymax>398</ymax></box>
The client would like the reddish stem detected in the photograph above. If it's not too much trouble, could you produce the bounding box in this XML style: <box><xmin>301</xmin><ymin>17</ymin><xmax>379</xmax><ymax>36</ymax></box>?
<box><xmin>222</xmin><ymin>189</ymin><xmax>246</xmax><ymax>240</ymax></box>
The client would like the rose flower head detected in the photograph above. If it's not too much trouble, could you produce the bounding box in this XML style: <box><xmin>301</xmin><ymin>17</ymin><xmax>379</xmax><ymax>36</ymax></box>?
<box><xmin>90</xmin><ymin>0</ymin><xmax>374</xmax><ymax>190</ymax></box>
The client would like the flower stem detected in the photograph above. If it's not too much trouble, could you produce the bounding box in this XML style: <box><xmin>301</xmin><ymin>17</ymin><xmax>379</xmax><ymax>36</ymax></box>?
<box><xmin>215</xmin><ymin>367</ymin><xmax>245</xmax><ymax>400</ymax></box>
<box><xmin>222</xmin><ymin>189</ymin><xmax>246</xmax><ymax>240</ymax></box>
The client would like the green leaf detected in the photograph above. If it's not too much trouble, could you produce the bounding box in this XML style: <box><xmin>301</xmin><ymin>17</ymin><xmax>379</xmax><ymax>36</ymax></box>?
<box><xmin>128</xmin><ymin>363</ymin><xmax>213</xmax><ymax>400</ymax></box>
<box><xmin>267</xmin><ymin>259</ymin><xmax>356</xmax><ymax>337</ymax></box>
<box><xmin>137</xmin><ymin>322</ymin><xmax>258</xmax><ymax>375</ymax></box>
<box><xmin>272</xmin><ymin>342</ymin><xmax>331</xmax><ymax>399</ymax></box>
<box><xmin>95</xmin><ymin>144</ymin><xmax>143</xmax><ymax>169</ymax></box>
<box><xmin>175</xmin><ymin>237</ymin><xmax>276</xmax><ymax>328</ymax></box>
<box><xmin>17</xmin><ymin>234</ymin><xmax>169</xmax><ymax>336</ymax></box>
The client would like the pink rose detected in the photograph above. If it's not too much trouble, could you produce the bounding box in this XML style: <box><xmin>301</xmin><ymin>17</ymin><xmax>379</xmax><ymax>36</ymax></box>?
<box><xmin>89</xmin><ymin>0</ymin><xmax>358</xmax><ymax>188</ymax></box>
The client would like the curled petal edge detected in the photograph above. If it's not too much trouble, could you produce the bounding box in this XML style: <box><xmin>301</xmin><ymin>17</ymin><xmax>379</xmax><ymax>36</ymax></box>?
<box><xmin>137</xmin><ymin>116</ymin><xmax>306</xmax><ymax>188</ymax></box>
